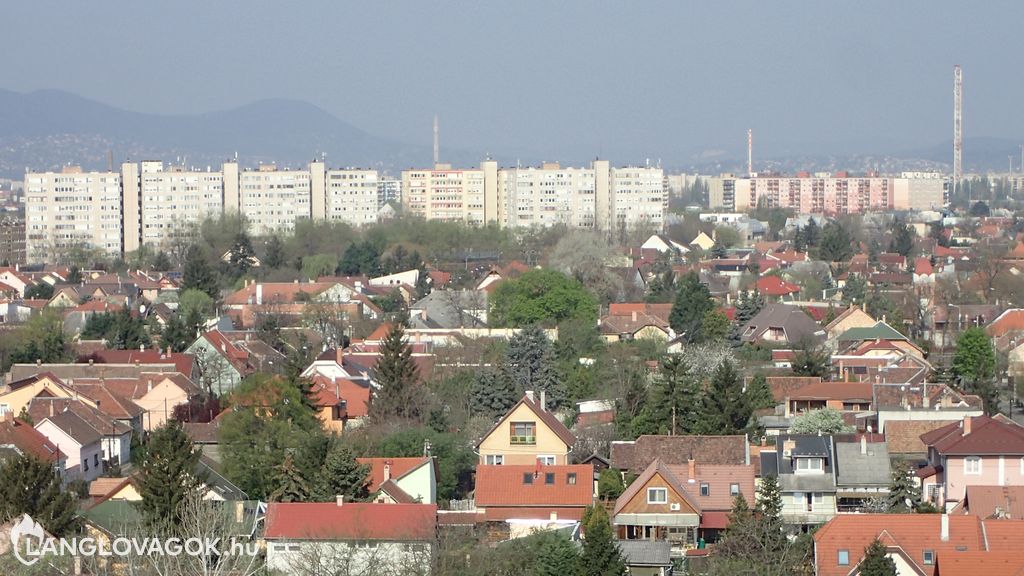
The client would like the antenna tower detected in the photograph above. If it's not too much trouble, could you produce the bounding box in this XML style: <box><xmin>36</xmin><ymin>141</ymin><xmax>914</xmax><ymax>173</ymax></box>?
<box><xmin>953</xmin><ymin>65</ymin><xmax>963</xmax><ymax>199</ymax></box>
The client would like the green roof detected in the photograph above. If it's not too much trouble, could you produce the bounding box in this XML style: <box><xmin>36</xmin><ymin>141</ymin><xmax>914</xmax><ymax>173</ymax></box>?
<box><xmin>837</xmin><ymin>322</ymin><xmax>906</xmax><ymax>342</ymax></box>
<box><xmin>82</xmin><ymin>500</ymin><xmax>143</xmax><ymax>536</ymax></box>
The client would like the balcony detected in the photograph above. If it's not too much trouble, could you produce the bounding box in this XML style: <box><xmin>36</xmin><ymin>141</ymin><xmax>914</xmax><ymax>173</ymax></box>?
<box><xmin>510</xmin><ymin>435</ymin><xmax>536</xmax><ymax>445</ymax></box>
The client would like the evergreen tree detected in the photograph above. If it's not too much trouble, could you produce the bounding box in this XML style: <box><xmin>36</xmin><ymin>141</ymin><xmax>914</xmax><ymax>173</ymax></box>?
<box><xmin>669</xmin><ymin>271</ymin><xmax>714</xmax><ymax>343</ymax></box>
<box><xmin>67</xmin><ymin>265</ymin><xmax>83</xmax><ymax>284</ymax></box>
<box><xmin>791</xmin><ymin>341</ymin><xmax>830</xmax><ymax>378</ymax></box>
<box><xmin>111</xmin><ymin>307</ymin><xmax>151</xmax><ymax>350</ymax></box>
<box><xmin>694</xmin><ymin>360</ymin><xmax>752</xmax><ymax>435</ymax></box>
<box><xmin>886</xmin><ymin>460</ymin><xmax>922</xmax><ymax>513</ymax></box>
<box><xmin>746</xmin><ymin>373</ymin><xmax>775</xmax><ymax>410</ymax></box>
<box><xmin>337</xmin><ymin>241</ymin><xmax>382</xmax><ymax>276</ymax></box>
<box><xmin>533</xmin><ymin>531</ymin><xmax>580</xmax><ymax>576</ymax></box>
<box><xmin>227</xmin><ymin>231</ymin><xmax>256</xmax><ymax>277</ymax></box>
<box><xmin>133</xmin><ymin>421</ymin><xmax>205</xmax><ymax>527</ymax></box>
<box><xmin>263</xmin><ymin>235</ymin><xmax>286</xmax><ymax>269</ymax></box>
<box><xmin>270</xmin><ymin>453</ymin><xmax>311</xmax><ymax>503</ymax></box>
<box><xmin>804</xmin><ymin>217</ymin><xmax>821</xmax><ymax>247</ymax></box>
<box><xmin>314</xmin><ymin>442</ymin><xmax>370</xmax><ymax>502</ymax></box>
<box><xmin>952</xmin><ymin>327</ymin><xmax>1000</xmax><ymax>414</ymax></box>
<box><xmin>0</xmin><ymin>453</ymin><xmax>81</xmax><ymax>536</ymax></box>
<box><xmin>817</xmin><ymin>221</ymin><xmax>855</xmax><ymax>263</ymax></box>
<box><xmin>370</xmin><ymin>322</ymin><xmax>422</xmax><ymax>422</ymax></box>
<box><xmin>579</xmin><ymin>505</ymin><xmax>626</xmax><ymax>576</ymax></box>
<box><xmin>843</xmin><ymin>274</ymin><xmax>867</xmax><ymax>304</ymax></box>
<box><xmin>505</xmin><ymin>325</ymin><xmax>565</xmax><ymax>407</ymax></box>
<box><xmin>858</xmin><ymin>539</ymin><xmax>897</xmax><ymax>576</ymax></box>
<box><xmin>756</xmin><ymin>474</ymin><xmax>784</xmax><ymax>541</ymax></box>
<box><xmin>701</xmin><ymin>309</ymin><xmax>730</xmax><ymax>343</ymax></box>
<box><xmin>889</xmin><ymin>217</ymin><xmax>915</xmax><ymax>258</ymax></box>
<box><xmin>159</xmin><ymin>313</ymin><xmax>192</xmax><ymax>353</ymax></box>
<box><xmin>793</xmin><ymin>225</ymin><xmax>807</xmax><ymax>252</ymax></box>
<box><xmin>152</xmin><ymin>250</ymin><xmax>172</xmax><ymax>272</ymax></box>
<box><xmin>181</xmin><ymin>244</ymin><xmax>219</xmax><ymax>300</ymax></box>
<box><xmin>645</xmin><ymin>355</ymin><xmax>699</xmax><ymax>434</ymax></box>
<box><xmin>470</xmin><ymin>368</ymin><xmax>517</xmax><ymax>419</ymax></box>
<box><xmin>731</xmin><ymin>290</ymin><xmax>765</xmax><ymax>343</ymax></box>
<box><xmin>726</xmin><ymin>492</ymin><xmax>753</xmax><ymax>532</ymax></box>
<box><xmin>711</xmin><ymin>242</ymin><xmax>728</xmax><ymax>259</ymax></box>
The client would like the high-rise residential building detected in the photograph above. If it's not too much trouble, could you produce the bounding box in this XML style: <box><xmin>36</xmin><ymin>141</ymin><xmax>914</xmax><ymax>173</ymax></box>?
<box><xmin>123</xmin><ymin>161</ymin><xmax>225</xmax><ymax>250</ymax></box>
<box><xmin>232</xmin><ymin>163</ymin><xmax>313</xmax><ymax>236</ymax></box>
<box><xmin>377</xmin><ymin>178</ymin><xmax>401</xmax><ymax>208</ymax></box>
<box><xmin>0</xmin><ymin>217</ymin><xmax>26</xmax><ymax>266</ymax></box>
<box><xmin>324</xmin><ymin>169</ymin><xmax>380</xmax><ymax>226</ymax></box>
<box><xmin>708</xmin><ymin>174</ymin><xmax>946</xmax><ymax>214</ymax></box>
<box><xmin>401</xmin><ymin>159</ymin><xmax>665</xmax><ymax>231</ymax></box>
<box><xmin>24</xmin><ymin>166</ymin><xmax>123</xmax><ymax>262</ymax></box>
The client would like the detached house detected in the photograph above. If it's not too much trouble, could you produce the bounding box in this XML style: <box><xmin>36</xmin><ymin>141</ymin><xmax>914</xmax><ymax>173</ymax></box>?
<box><xmin>264</xmin><ymin>502</ymin><xmax>437</xmax><ymax>575</ymax></box>
<box><xmin>35</xmin><ymin>409</ymin><xmax>105</xmax><ymax>482</ymax></box>
<box><xmin>474</xmin><ymin>464</ymin><xmax>594</xmax><ymax>524</ymax></box>
<box><xmin>917</xmin><ymin>416</ymin><xmax>1024</xmax><ymax>510</ymax></box>
<box><xmin>761</xmin><ymin>435</ymin><xmax>837</xmax><ymax>528</ymax></box>
<box><xmin>0</xmin><ymin>414</ymin><xmax>65</xmax><ymax>473</ymax></box>
<box><xmin>476</xmin><ymin>391</ymin><xmax>575</xmax><ymax>466</ymax></box>
<box><xmin>739</xmin><ymin>303</ymin><xmax>826</xmax><ymax>347</ymax></box>
<box><xmin>357</xmin><ymin>457</ymin><xmax>437</xmax><ymax>504</ymax></box>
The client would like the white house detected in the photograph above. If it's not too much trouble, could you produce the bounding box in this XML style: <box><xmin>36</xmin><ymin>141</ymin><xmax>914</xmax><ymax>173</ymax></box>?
<box><xmin>35</xmin><ymin>412</ymin><xmax>105</xmax><ymax>482</ymax></box>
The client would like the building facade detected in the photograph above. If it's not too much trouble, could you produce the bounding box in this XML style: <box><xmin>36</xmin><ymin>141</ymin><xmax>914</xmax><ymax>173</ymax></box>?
<box><xmin>707</xmin><ymin>174</ymin><xmax>946</xmax><ymax>214</ymax></box>
<box><xmin>24</xmin><ymin>167</ymin><xmax>123</xmax><ymax>262</ymax></box>
<box><xmin>0</xmin><ymin>217</ymin><xmax>26</xmax><ymax>265</ymax></box>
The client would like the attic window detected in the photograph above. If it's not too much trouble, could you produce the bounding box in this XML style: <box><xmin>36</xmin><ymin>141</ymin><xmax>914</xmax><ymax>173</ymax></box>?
<box><xmin>523</xmin><ymin>473</ymin><xmax>534</xmax><ymax>485</ymax></box>
<box><xmin>923</xmin><ymin>550</ymin><xmax>934</xmax><ymax>565</ymax></box>
<box><xmin>838</xmin><ymin>550</ymin><xmax>849</xmax><ymax>566</ymax></box>
<box><xmin>647</xmin><ymin>487</ymin><xmax>667</xmax><ymax>504</ymax></box>
<box><xmin>567</xmin><ymin>473</ymin><xmax>577</xmax><ymax>485</ymax></box>
<box><xmin>545</xmin><ymin>473</ymin><xmax>555</xmax><ymax>485</ymax></box>
<box><xmin>699</xmin><ymin>483</ymin><xmax>710</xmax><ymax>497</ymax></box>
<box><xmin>730</xmin><ymin>483</ymin><xmax>740</xmax><ymax>496</ymax></box>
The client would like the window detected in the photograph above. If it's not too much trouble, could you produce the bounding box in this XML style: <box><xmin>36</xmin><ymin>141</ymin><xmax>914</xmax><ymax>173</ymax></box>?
<box><xmin>923</xmin><ymin>550</ymin><xmax>934</xmax><ymax>565</ymax></box>
<box><xmin>796</xmin><ymin>458</ymin><xmax>824</xmax><ymax>473</ymax></box>
<box><xmin>537</xmin><ymin>455</ymin><xmax>556</xmax><ymax>466</ymax></box>
<box><xmin>84</xmin><ymin>458</ymin><xmax>89</xmax><ymax>471</ymax></box>
<box><xmin>730</xmin><ymin>483</ymin><xmax>740</xmax><ymax>496</ymax></box>
<box><xmin>567</xmin><ymin>473</ymin><xmax>577</xmax><ymax>485</ymax></box>
<box><xmin>965</xmin><ymin>456</ymin><xmax>982</xmax><ymax>475</ymax></box>
<box><xmin>523</xmin><ymin>473</ymin><xmax>534</xmax><ymax>485</ymax></box>
<box><xmin>700</xmin><ymin>483</ymin><xmax>710</xmax><ymax>497</ymax></box>
<box><xmin>545</xmin><ymin>473</ymin><xmax>555</xmax><ymax>485</ymax></box>
<box><xmin>647</xmin><ymin>487</ymin><xmax>668</xmax><ymax>504</ymax></box>
<box><xmin>510</xmin><ymin>422</ymin><xmax>536</xmax><ymax>445</ymax></box>
<box><xmin>485</xmin><ymin>454</ymin><xmax>504</xmax><ymax>465</ymax></box>
<box><xmin>838</xmin><ymin>550</ymin><xmax>849</xmax><ymax>566</ymax></box>
<box><xmin>94</xmin><ymin>454</ymin><xmax>99</xmax><ymax>466</ymax></box>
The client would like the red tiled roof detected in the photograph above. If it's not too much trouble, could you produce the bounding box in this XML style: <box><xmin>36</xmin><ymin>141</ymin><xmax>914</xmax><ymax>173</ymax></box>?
<box><xmin>987</xmin><ymin>309</ymin><xmax>1024</xmax><ymax>338</ymax></box>
<box><xmin>84</xmin><ymin>350</ymin><xmax>195</xmax><ymax>377</ymax></box>
<box><xmin>920</xmin><ymin>416</ymin><xmax>1024</xmax><ymax>456</ymax></box>
<box><xmin>884</xmin><ymin>420</ymin><xmax>953</xmax><ymax>455</ymax></box>
<box><xmin>264</xmin><ymin>502</ymin><xmax>437</xmax><ymax>541</ymax></box>
<box><xmin>764</xmin><ymin>377</ymin><xmax>821</xmax><ymax>403</ymax></box>
<box><xmin>915</xmin><ymin>257</ymin><xmax>934</xmax><ymax>275</ymax></box>
<box><xmin>223</xmin><ymin>282</ymin><xmax>335</xmax><ymax>305</ymax></box>
<box><xmin>357</xmin><ymin>457</ymin><xmax>432</xmax><ymax>493</ymax></box>
<box><xmin>607</xmin><ymin>303</ymin><xmax>673</xmax><ymax>324</ymax></box>
<box><xmin>935</xmin><ymin>550</ymin><xmax>1024</xmax><ymax>576</ymax></box>
<box><xmin>953</xmin><ymin>485</ymin><xmax>1024</xmax><ymax>520</ymax></box>
<box><xmin>757</xmin><ymin>275</ymin><xmax>801</xmax><ymax>296</ymax></box>
<box><xmin>309</xmin><ymin>376</ymin><xmax>370</xmax><ymax>418</ymax></box>
<box><xmin>788</xmin><ymin>381</ymin><xmax>873</xmax><ymax>402</ymax></box>
<box><xmin>474</xmin><ymin>465</ymin><xmax>593</xmax><ymax>508</ymax></box>
<box><xmin>0</xmin><ymin>418</ymin><xmax>64</xmax><ymax>462</ymax></box>
<box><xmin>475</xmin><ymin>394</ymin><xmax>576</xmax><ymax>450</ymax></box>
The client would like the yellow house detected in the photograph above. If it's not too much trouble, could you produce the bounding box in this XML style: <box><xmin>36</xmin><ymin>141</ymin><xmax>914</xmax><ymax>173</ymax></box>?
<box><xmin>0</xmin><ymin>373</ymin><xmax>93</xmax><ymax>416</ymax></box>
<box><xmin>823</xmin><ymin>305</ymin><xmax>876</xmax><ymax>351</ymax></box>
<box><xmin>476</xmin><ymin>391</ymin><xmax>575</xmax><ymax>466</ymax></box>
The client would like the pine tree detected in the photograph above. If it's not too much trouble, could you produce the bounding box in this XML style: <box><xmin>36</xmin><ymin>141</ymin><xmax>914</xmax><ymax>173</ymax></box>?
<box><xmin>579</xmin><ymin>504</ymin><xmax>626</xmax><ymax>576</ymax></box>
<box><xmin>746</xmin><ymin>373</ymin><xmax>775</xmax><ymax>410</ymax></box>
<box><xmin>669</xmin><ymin>271</ymin><xmax>714</xmax><ymax>343</ymax></box>
<box><xmin>152</xmin><ymin>250</ymin><xmax>172</xmax><ymax>272</ymax></box>
<box><xmin>793</xmin><ymin>226</ymin><xmax>806</xmax><ymax>252</ymax></box>
<box><xmin>756</xmin><ymin>474</ymin><xmax>785</xmax><ymax>548</ymax></box>
<box><xmin>314</xmin><ymin>442</ymin><xmax>370</xmax><ymax>502</ymax></box>
<box><xmin>160</xmin><ymin>313</ymin><xmax>192</xmax><ymax>352</ymax></box>
<box><xmin>371</xmin><ymin>322</ymin><xmax>422</xmax><ymax>422</ymax></box>
<box><xmin>889</xmin><ymin>217</ymin><xmax>916</xmax><ymax>258</ymax></box>
<box><xmin>726</xmin><ymin>492</ymin><xmax>753</xmax><ymax>531</ymax></box>
<box><xmin>646</xmin><ymin>355</ymin><xmax>699</xmax><ymax>434</ymax></box>
<box><xmin>270</xmin><ymin>453</ymin><xmax>311</xmax><ymax>503</ymax></box>
<box><xmin>886</xmin><ymin>460</ymin><xmax>922</xmax><ymax>513</ymax></box>
<box><xmin>694</xmin><ymin>360</ymin><xmax>752</xmax><ymax>435</ymax></box>
<box><xmin>134</xmin><ymin>421</ymin><xmax>206</xmax><ymax>527</ymax></box>
<box><xmin>804</xmin><ymin>218</ymin><xmax>821</xmax><ymax>247</ymax></box>
<box><xmin>0</xmin><ymin>453</ymin><xmax>81</xmax><ymax>536</ymax></box>
<box><xmin>181</xmin><ymin>244</ymin><xmax>219</xmax><ymax>300</ymax></box>
<box><xmin>470</xmin><ymin>368</ymin><xmax>517</xmax><ymax>419</ymax></box>
<box><xmin>858</xmin><ymin>539</ymin><xmax>897</xmax><ymax>576</ymax></box>
<box><xmin>227</xmin><ymin>231</ymin><xmax>256</xmax><ymax>276</ymax></box>
<box><xmin>533</xmin><ymin>531</ymin><xmax>580</xmax><ymax>576</ymax></box>
<box><xmin>67</xmin><ymin>265</ymin><xmax>83</xmax><ymax>284</ymax></box>
<box><xmin>505</xmin><ymin>325</ymin><xmax>565</xmax><ymax>407</ymax></box>
<box><xmin>263</xmin><ymin>235</ymin><xmax>286</xmax><ymax>269</ymax></box>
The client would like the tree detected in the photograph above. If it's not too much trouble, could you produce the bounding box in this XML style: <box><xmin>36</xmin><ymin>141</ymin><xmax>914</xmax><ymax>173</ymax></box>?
<box><xmin>804</xmin><ymin>217</ymin><xmax>821</xmax><ymax>247</ymax></box>
<box><xmin>817</xmin><ymin>221</ymin><xmax>855</xmax><ymax>263</ymax></box>
<box><xmin>746</xmin><ymin>374</ymin><xmax>776</xmax><ymax>410</ymax></box>
<box><xmin>889</xmin><ymin>217</ymin><xmax>915</xmax><ymax>258</ymax></box>
<box><xmin>645</xmin><ymin>355</ymin><xmax>699</xmax><ymax>435</ymax></box>
<box><xmin>533</xmin><ymin>530</ymin><xmax>580</xmax><ymax>576</ymax></box>
<box><xmin>669</xmin><ymin>271</ymin><xmax>714</xmax><ymax>343</ymax></box>
<box><xmin>701</xmin><ymin>309</ymin><xmax>730</xmax><ymax>343</ymax></box>
<box><xmin>270</xmin><ymin>453</ymin><xmax>311</xmax><ymax>503</ymax></box>
<box><xmin>134</xmin><ymin>421</ymin><xmax>206</xmax><ymax>527</ymax></box>
<box><xmin>0</xmin><ymin>453</ymin><xmax>81</xmax><ymax>536</ymax></box>
<box><xmin>152</xmin><ymin>250</ymin><xmax>172</xmax><ymax>272</ymax></box>
<box><xmin>181</xmin><ymin>244</ymin><xmax>219</xmax><ymax>300</ymax></box>
<box><xmin>178</xmin><ymin>287</ymin><xmax>215</xmax><ymax>322</ymax></box>
<box><xmin>843</xmin><ymin>274</ymin><xmax>867</xmax><ymax>304</ymax></box>
<box><xmin>597</xmin><ymin>468</ymin><xmax>625</xmax><ymax>500</ymax></box>
<box><xmin>791</xmin><ymin>340</ymin><xmax>830</xmax><ymax>378</ymax></box>
<box><xmin>301</xmin><ymin>253</ymin><xmax>337</xmax><ymax>280</ymax></box>
<box><xmin>264</xmin><ymin>235</ymin><xmax>287</xmax><ymax>269</ymax></box>
<box><xmin>970</xmin><ymin>200</ymin><xmax>991</xmax><ymax>217</ymax></box>
<box><xmin>337</xmin><ymin>240</ymin><xmax>381</xmax><ymax>276</ymax></box>
<box><xmin>371</xmin><ymin>322</ymin><xmax>422</xmax><ymax>422</ymax></box>
<box><xmin>579</xmin><ymin>504</ymin><xmax>626</xmax><ymax>576</ymax></box>
<box><xmin>226</xmin><ymin>231</ymin><xmax>256</xmax><ymax>277</ymax></box>
<box><xmin>858</xmin><ymin>539</ymin><xmax>897</xmax><ymax>576</ymax></box>
<box><xmin>489</xmin><ymin>269</ymin><xmax>598</xmax><ymax>328</ymax></box>
<box><xmin>714</xmin><ymin>225</ymin><xmax>742</xmax><ymax>249</ymax></box>
<box><xmin>791</xmin><ymin>408</ymin><xmax>853</xmax><ymax>435</ymax></box>
<box><xmin>66</xmin><ymin>265</ymin><xmax>83</xmax><ymax>284</ymax></box>
<box><xmin>694</xmin><ymin>360</ymin><xmax>753</xmax><ymax>435</ymax></box>
<box><xmin>375</xmin><ymin>426</ymin><xmax>477</xmax><ymax>501</ymax></box>
<box><xmin>549</xmin><ymin>230</ymin><xmax>624</xmax><ymax>304</ymax></box>
<box><xmin>470</xmin><ymin>368</ymin><xmax>517</xmax><ymax>419</ymax></box>
<box><xmin>3</xmin><ymin>309</ymin><xmax>75</xmax><ymax>370</ymax></box>
<box><xmin>887</xmin><ymin>460</ymin><xmax>922</xmax><ymax>513</ymax></box>
<box><xmin>161</xmin><ymin>312</ymin><xmax>194</xmax><ymax>352</ymax></box>
<box><xmin>313</xmin><ymin>442</ymin><xmax>370</xmax><ymax>502</ymax></box>
<box><xmin>505</xmin><ymin>325</ymin><xmax>565</xmax><ymax>408</ymax></box>
<box><xmin>109</xmin><ymin>307</ymin><xmax>151</xmax><ymax>350</ymax></box>
<box><xmin>23</xmin><ymin>282</ymin><xmax>54</xmax><ymax>300</ymax></box>
<box><xmin>952</xmin><ymin>327</ymin><xmax>1000</xmax><ymax>414</ymax></box>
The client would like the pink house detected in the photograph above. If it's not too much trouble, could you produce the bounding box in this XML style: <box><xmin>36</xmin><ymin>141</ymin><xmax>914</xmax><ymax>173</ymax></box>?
<box><xmin>917</xmin><ymin>415</ymin><xmax>1024</xmax><ymax>510</ymax></box>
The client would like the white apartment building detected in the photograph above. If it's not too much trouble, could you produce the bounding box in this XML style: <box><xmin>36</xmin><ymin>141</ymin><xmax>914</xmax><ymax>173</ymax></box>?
<box><xmin>232</xmin><ymin>164</ymin><xmax>312</xmax><ymax>236</ymax></box>
<box><xmin>401</xmin><ymin>161</ymin><xmax>499</xmax><ymax>224</ymax></box>
<box><xmin>500</xmin><ymin>163</ymin><xmax>598</xmax><ymax>228</ymax></box>
<box><xmin>125</xmin><ymin>161</ymin><xmax>225</xmax><ymax>250</ymax></box>
<box><xmin>707</xmin><ymin>174</ymin><xmax>946</xmax><ymax>214</ymax></box>
<box><xmin>611</xmin><ymin>166</ymin><xmax>666</xmax><ymax>231</ymax></box>
<box><xmin>325</xmin><ymin>169</ymin><xmax>380</xmax><ymax>226</ymax></box>
<box><xmin>24</xmin><ymin>167</ymin><xmax>123</xmax><ymax>262</ymax></box>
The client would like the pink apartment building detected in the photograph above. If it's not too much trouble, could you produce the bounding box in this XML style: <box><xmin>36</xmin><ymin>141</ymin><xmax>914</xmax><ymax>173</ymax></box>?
<box><xmin>917</xmin><ymin>415</ymin><xmax>1024</xmax><ymax>510</ymax></box>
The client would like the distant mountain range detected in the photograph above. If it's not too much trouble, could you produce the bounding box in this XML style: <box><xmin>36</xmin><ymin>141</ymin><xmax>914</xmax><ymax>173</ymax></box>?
<box><xmin>0</xmin><ymin>88</ymin><xmax>1020</xmax><ymax>179</ymax></box>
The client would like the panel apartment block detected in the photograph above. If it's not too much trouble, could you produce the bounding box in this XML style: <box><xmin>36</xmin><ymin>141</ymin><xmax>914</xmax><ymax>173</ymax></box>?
<box><xmin>24</xmin><ymin>167</ymin><xmax>123</xmax><ymax>263</ymax></box>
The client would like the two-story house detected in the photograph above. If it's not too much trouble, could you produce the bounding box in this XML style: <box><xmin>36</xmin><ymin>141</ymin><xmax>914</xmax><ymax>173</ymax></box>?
<box><xmin>917</xmin><ymin>415</ymin><xmax>1024</xmax><ymax>510</ymax></box>
<box><xmin>476</xmin><ymin>391</ymin><xmax>575</xmax><ymax>466</ymax></box>
<box><xmin>612</xmin><ymin>458</ymin><xmax>755</xmax><ymax>554</ymax></box>
<box><xmin>35</xmin><ymin>410</ymin><xmax>105</xmax><ymax>482</ymax></box>
<box><xmin>761</xmin><ymin>435</ymin><xmax>837</xmax><ymax>528</ymax></box>
<box><xmin>357</xmin><ymin>457</ymin><xmax>437</xmax><ymax>505</ymax></box>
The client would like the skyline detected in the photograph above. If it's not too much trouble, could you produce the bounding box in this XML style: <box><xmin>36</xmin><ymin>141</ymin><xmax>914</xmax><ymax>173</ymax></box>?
<box><xmin>3</xmin><ymin>2</ymin><xmax>1024</xmax><ymax>166</ymax></box>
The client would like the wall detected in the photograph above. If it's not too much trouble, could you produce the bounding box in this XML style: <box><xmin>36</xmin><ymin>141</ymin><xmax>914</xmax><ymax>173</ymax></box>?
<box><xmin>478</xmin><ymin>403</ymin><xmax>569</xmax><ymax>465</ymax></box>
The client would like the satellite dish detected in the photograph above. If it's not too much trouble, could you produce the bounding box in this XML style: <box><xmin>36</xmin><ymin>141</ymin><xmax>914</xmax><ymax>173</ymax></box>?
<box><xmin>139</xmin><ymin>304</ymin><xmax>147</xmax><ymax>314</ymax></box>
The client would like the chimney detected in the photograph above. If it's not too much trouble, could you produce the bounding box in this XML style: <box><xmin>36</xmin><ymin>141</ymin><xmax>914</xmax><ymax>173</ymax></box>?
<box><xmin>940</xmin><ymin>513</ymin><xmax>949</xmax><ymax>541</ymax></box>
<box><xmin>147</xmin><ymin>379</ymin><xmax>153</xmax><ymax>393</ymax></box>
<box><xmin>860</xmin><ymin>435</ymin><xmax>868</xmax><ymax>456</ymax></box>
<box><xmin>688</xmin><ymin>456</ymin><xmax>696</xmax><ymax>483</ymax></box>
<box><xmin>631</xmin><ymin>310</ymin><xmax>638</xmax><ymax>322</ymax></box>
<box><xmin>49</xmin><ymin>402</ymin><xmax>54</xmax><ymax>418</ymax></box>
<box><xmin>384</xmin><ymin>462</ymin><xmax>392</xmax><ymax>482</ymax></box>
<box><xmin>525</xmin><ymin>390</ymin><xmax>535</xmax><ymax>402</ymax></box>
<box><xmin>256</xmin><ymin>283</ymin><xmax>263</xmax><ymax>306</ymax></box>
<box><xmin>234</xmin><ymin>501</ymin><xmax>244</xmax><ymax>523</ymax></box>
<box><xmin>963</xmin><ymin>416</ymin><xmax>972</xmax><ymax>436</ymax></box>
<box><xmin>540</xmin><ymin>390</ymin><xmax>547</xmax><ymax>412</ymax></box>
<box><xmin>336</xmin><ymin>495</ymin><xmax>344</xmax><ymax>507</ymax></box>
<box><xmin>549</xmin><ymin>512</ymin><xmax>558</xmax><ymax>522</ymax></box>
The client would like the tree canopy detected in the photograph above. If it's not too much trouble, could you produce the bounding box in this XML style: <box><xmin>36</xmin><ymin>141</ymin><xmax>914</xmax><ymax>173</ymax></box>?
<box><xmin>489</xmin><ymin>269</ymin><xmax>598</xmax><ymax>328</ymax></box>
<box><xmin>669</xmin><ymin>271</ymin><xmax>714</xmax><ymax>342</ymax></box>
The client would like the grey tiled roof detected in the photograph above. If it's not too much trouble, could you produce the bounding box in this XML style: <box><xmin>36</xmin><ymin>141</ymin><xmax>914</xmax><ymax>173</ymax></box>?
<box><xmin>617</xmin><ymin>540</ymin><xmax>672</xmax><ymax>567</ymax></box>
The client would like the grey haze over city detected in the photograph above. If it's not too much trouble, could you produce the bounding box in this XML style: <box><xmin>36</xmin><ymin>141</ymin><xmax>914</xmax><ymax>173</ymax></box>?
<box><xmin>3</xmin><ymin>0</ymin><xmax>1023</xmax><ymax>173</ymax></box>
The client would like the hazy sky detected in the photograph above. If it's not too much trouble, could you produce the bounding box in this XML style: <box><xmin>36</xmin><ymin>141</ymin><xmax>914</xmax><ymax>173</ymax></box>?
<box><xmin>4</xmin><ymin>1</ymin><xmax>1022</xmax><ymax>163</ymax></box>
